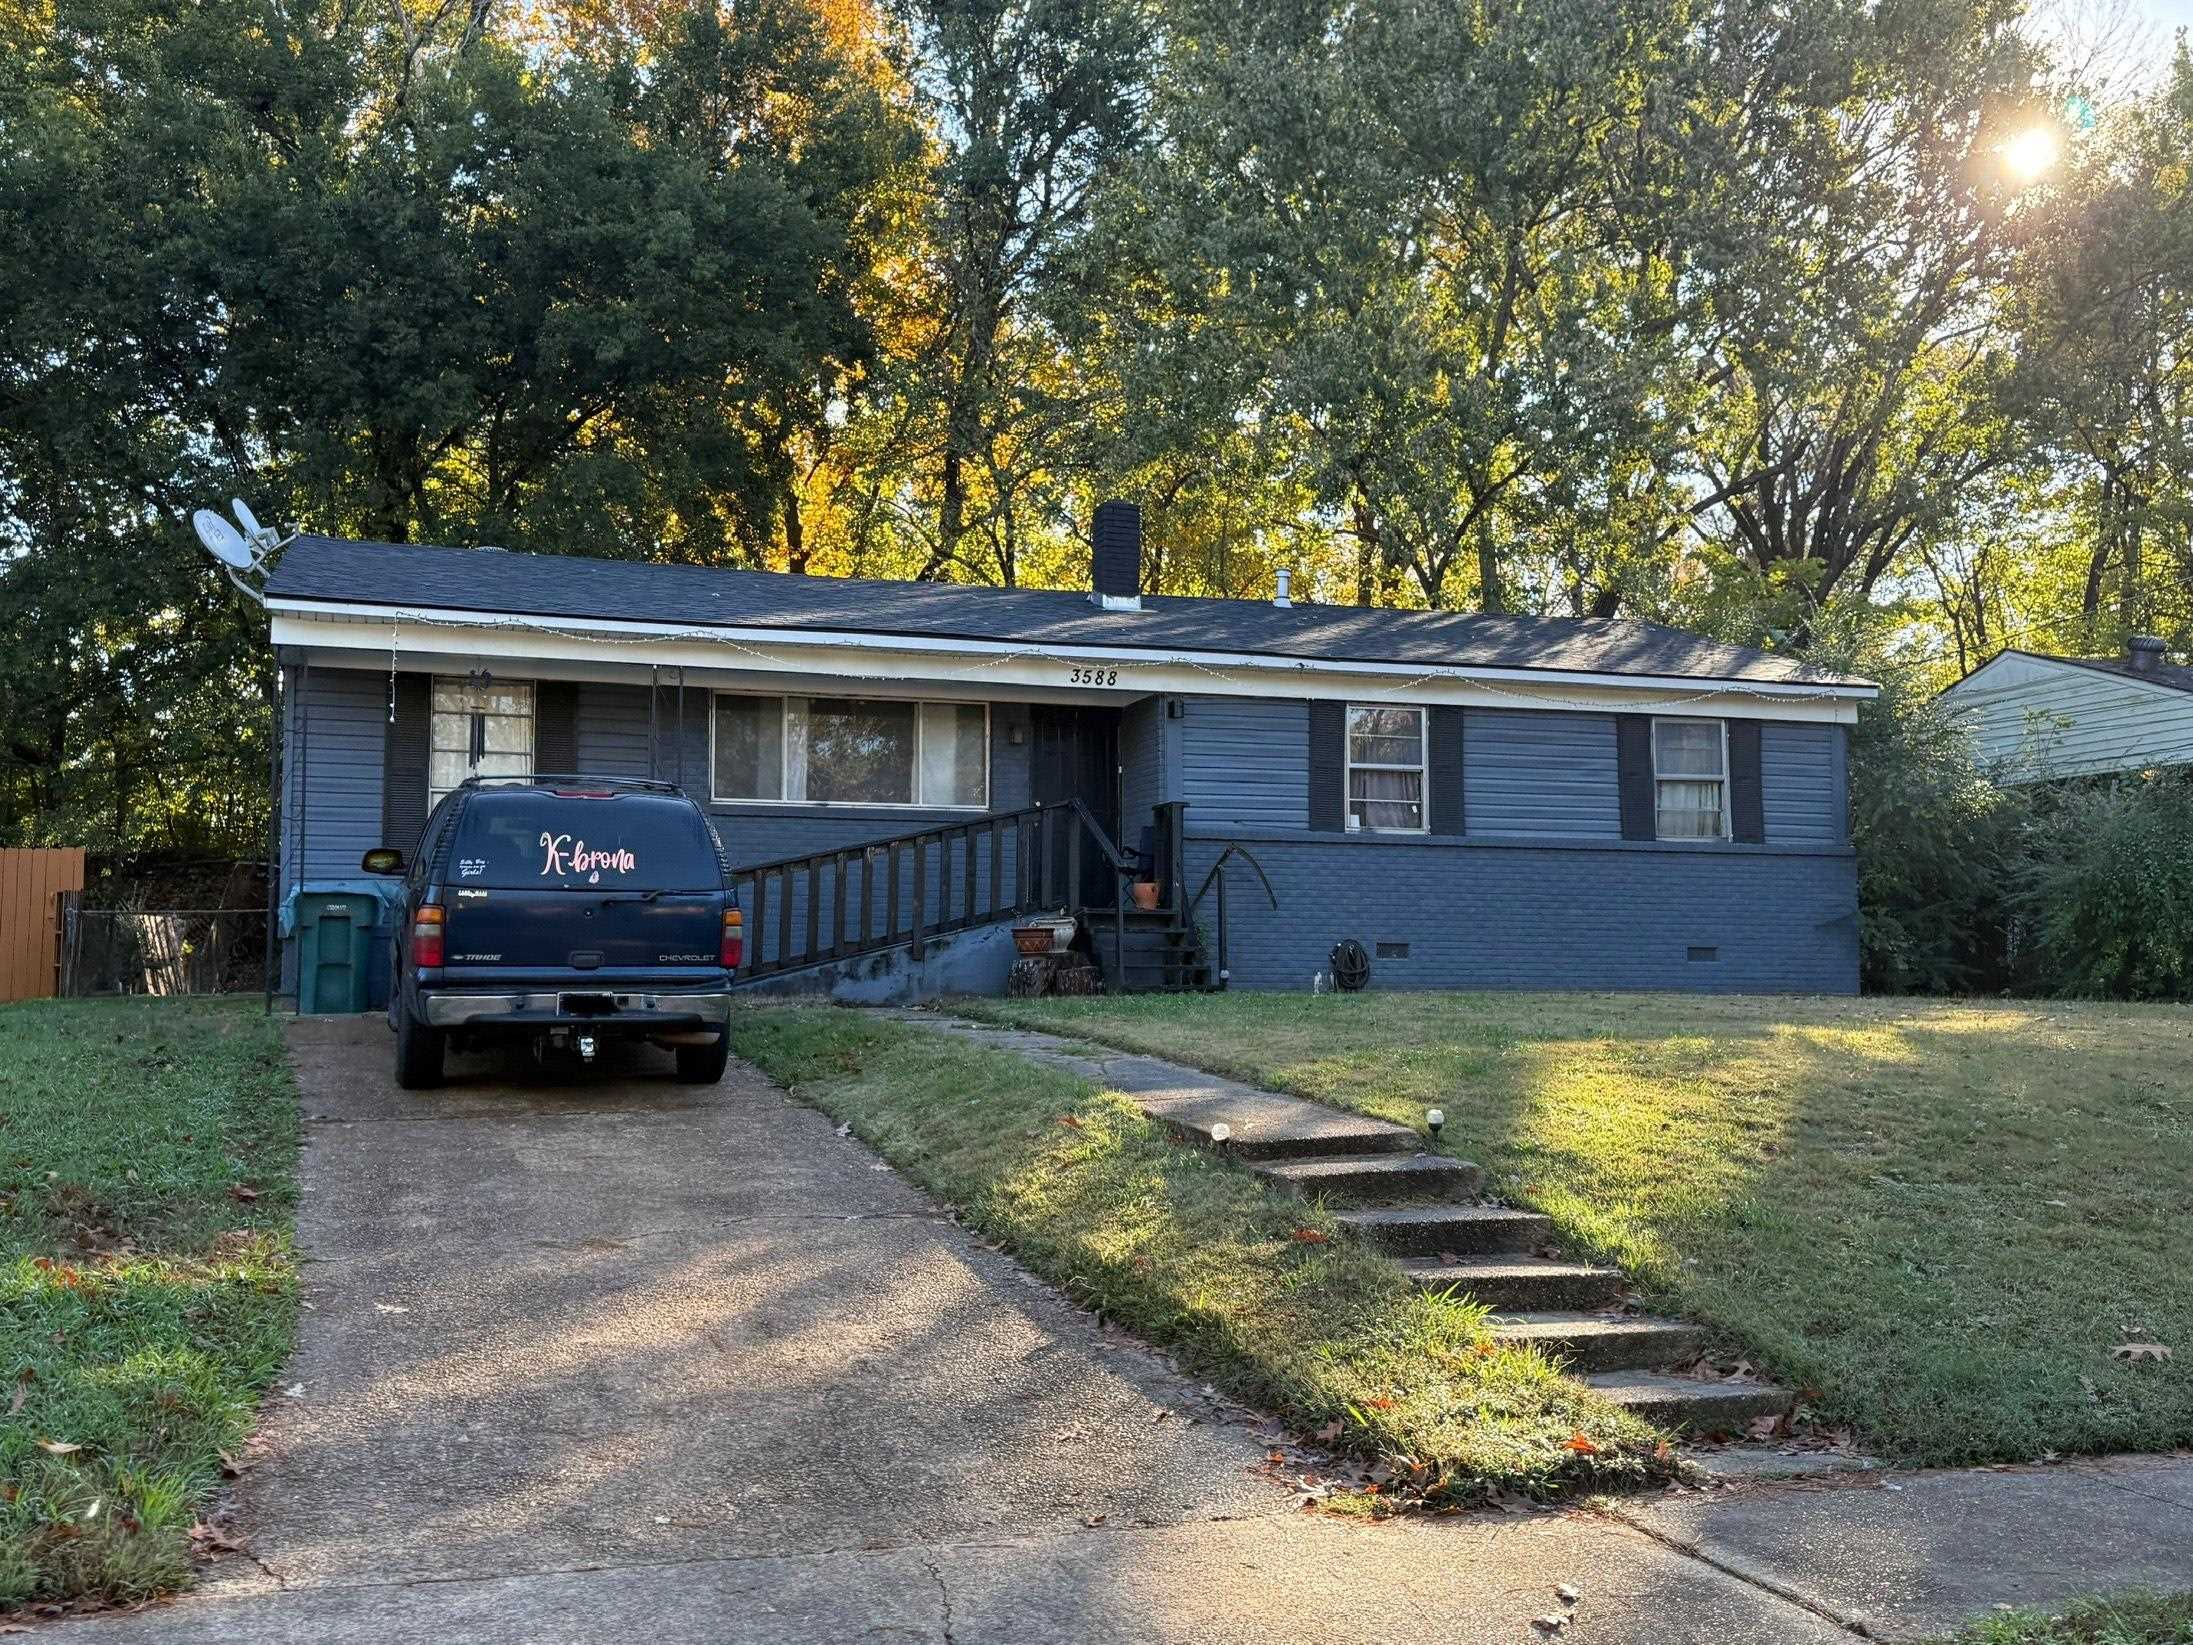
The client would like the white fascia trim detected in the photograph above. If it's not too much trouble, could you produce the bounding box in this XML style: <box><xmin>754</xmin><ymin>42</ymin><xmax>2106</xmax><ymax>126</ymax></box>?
<box><xmin>267</xmin><ymin>600</ymin><xmax>1875</xmax><ymax>718</ymax></box>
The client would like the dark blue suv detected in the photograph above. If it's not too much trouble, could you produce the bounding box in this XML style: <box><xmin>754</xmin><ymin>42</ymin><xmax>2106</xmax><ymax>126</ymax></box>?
<box><xmin>364</xmin><ymin>776</ymin><xmax>742</xmax><ymax>1089</ymax></box>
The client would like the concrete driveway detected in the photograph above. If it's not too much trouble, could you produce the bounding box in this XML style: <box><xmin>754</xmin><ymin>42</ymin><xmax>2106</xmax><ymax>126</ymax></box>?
<box><xmin>59</xmin><ymin>1015</ymin><xmax>2093</xmax><ymax>1643</ymax></box>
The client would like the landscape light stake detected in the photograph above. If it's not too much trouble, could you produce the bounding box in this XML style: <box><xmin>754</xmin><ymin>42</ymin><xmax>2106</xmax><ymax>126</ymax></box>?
<box><xmin>1426</xmin><ymin>1107</ymin><xmax>1445</xmax><ymax>1144</ymax></box>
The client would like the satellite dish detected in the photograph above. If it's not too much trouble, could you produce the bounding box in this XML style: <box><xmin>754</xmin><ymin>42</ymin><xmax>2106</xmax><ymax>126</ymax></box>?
<box><xmin>194</xmin><ymin>508</ymin><xmax>253</xmax><ymax>569</ymax></box>
<box><xmin>231</xmin><ymin>498</ymin><xmax>264</xmax><ymax>541</ymax></box>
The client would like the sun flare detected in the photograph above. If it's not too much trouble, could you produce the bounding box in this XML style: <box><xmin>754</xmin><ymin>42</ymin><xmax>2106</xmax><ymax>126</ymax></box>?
<box><xmin>2001</xmin><ymin>125</ymin><xmax>2060</xmax><ymax>182</ymax></box>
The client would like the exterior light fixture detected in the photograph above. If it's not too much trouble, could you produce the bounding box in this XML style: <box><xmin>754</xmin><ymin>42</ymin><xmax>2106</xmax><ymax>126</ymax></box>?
<box><xmin>1209</xmin><ymin>1123</ymin><xmax>1232</xmax><ymax>1146</ymax></box>
<box><xmin>1426</xmin><ymin>1107</ymin><xmax>1445</xmax><ymax>1141</ymax></box>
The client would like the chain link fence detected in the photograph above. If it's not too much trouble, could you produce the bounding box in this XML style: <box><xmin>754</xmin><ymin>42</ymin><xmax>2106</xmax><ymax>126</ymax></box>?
<box><xmin>58</xmin><ymin>901</ymin><xmax>269</xmax><ymax>997</ymax></box>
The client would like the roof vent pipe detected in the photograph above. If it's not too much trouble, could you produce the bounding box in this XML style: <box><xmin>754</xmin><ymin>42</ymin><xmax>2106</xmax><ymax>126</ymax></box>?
<box><xmin>2127</xmin><ymin>635</ymin><xmax>2167</xmax><ymax>672</ymax></box>
<box><xmin>1273</xmin><ymin>567</ymin><xmax>1293</xmax><ymax>608</ymax></box>
<box><xmin>1090</xmin><ymin>500</ymin><xmax>1142</xmax><ymax>611</ymax></box>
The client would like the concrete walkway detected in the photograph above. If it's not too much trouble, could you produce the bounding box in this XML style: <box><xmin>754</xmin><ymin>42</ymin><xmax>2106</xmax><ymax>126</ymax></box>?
<box><xmin>60</xmin><ymin>1015</ymin><xmax>2193</xmax><ymax>1643</ymax></box>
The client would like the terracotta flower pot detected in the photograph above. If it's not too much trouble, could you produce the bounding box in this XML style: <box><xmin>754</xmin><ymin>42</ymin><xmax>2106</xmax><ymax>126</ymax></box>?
<box><xmin>1131</xmin><ymin>881</ymin><xmax>1161</xmax><ymax>911</ymax></box>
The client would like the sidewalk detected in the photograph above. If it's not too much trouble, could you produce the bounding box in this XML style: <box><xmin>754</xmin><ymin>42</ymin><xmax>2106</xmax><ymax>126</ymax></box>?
<box><xmin>899</xmin><ymin>1011</ymin><xmax>2193</xmax><ymax>1639</ymax></box>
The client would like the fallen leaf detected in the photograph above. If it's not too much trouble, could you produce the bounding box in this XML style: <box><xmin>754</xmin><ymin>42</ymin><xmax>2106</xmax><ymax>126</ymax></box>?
<box><xmin>1564</xmin><ymin>1432</ymin><xmax>1597</xmax><ymax>1456</ymax></box>
<box><xmin>834</xmin><ymin>1122</ymin><xmax>852</xmax><ymax>1137</ymax></box>
<box><xmin>1436</xmin><ymin>1250</ymin><xmax>1461</xmax><ymax>1266</ymax></box>
<box><xmin>373</xmin><ymin>1303</ymin><xmax>409</xmax><ymax>1315</ymax></box>
<box><xmin>36</xmin><ymin>1440</ymin><xmax>82</xmax><ymax>1455</ymax></box>
<box><xmin>226</xmin><ymin>1184</ymin><xmax>259</xmax><ymax>1202</ymax></box>
<box><xmin>282</xmin><ymin>1383</ymin><xmax>305</xmax><ymax>1399</ymax></box>
<box><xmin>1652</xmin><ymin>1440</ymin><xmax>1675</xmax><ymax>1464</ymax></box>
<box><xmin>1055</xmin><ymin>1114</ymin><xmax>1083</xmax><ymax>1130</ymax></box>
<box><xmin>1289</xmin><ymin>1228</ymin><xmax>1331</xmax><ymax>1244</ymax></box>
<box><xmin>1364</xmin><ymin>1395</ymin><xmax>1395</xmax><ymax>1410</ymax></box>
<box><xmin>2112</xmin><ymin>1343</ymin><xmax>2172</xmax><ymax>1364</ymax></box>
<box><xmin>1531</xmin><ymin>1615</ymin><xmax>1569</xmax><ymax>1634</ymax></box>
<box><xmin>1082</xmin><ymin>1513</ymin><xmax>1107</xmax><ymax>1527</ymax></box>
<box><xmin>1315</xmin><ymin>1419</ymin><xmax>1345</xmax><ymax>1443</ymax></box>
<box><xmin>1747</xmin><ymin>1412</ymin><xmax>1791</xmax><ymax>1441</ymax></box>
<box><xmin>8</xmin><ymin>1369</ymin><xmax>30</xmax><ymax>1416</ymax></box>
<box><xmin>1556</xmin><ymin>1583</ymin><xmax>1580</xmax><ymax>1605</ymax></box>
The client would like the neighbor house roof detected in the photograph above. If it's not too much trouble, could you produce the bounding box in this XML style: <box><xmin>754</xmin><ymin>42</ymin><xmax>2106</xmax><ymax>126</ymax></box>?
<box><xmin>265</xmin><ymin>536</ymin><xmax>1872</xmax><ymax>691</ymax></box>
<box><xmin>2043</xmin><ymin>652</ymin><xmax>2193</xmax><ymax>696</ymax></box>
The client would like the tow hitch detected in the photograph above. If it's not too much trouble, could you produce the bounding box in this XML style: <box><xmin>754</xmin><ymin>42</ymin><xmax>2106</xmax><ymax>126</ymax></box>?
<box><xmin>576</xmin><ymin>1033</ymin><xmax>598</xmax><ymax>1063</ymax></box>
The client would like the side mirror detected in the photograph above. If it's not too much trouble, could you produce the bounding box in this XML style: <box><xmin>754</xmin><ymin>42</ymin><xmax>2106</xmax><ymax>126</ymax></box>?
<box><xmin>361</xmin><ymin>847</ymin><xmax>406</xmax><ymax>875</ymax></box>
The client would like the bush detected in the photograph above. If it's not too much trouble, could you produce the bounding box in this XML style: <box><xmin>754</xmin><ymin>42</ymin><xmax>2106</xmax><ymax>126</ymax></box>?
<box><xmin>1839</xmin><ymin>654</ymin><xmax>2025</xmax><ymax>993</ymax></box>
<box><xmin>2022</xmin><ymin>774</ymin><xmax>2193</xmax><ymax>1000</ymax></box>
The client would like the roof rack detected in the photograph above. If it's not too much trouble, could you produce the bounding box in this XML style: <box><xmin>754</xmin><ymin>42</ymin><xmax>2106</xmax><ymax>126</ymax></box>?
<box><xmin>457</xmin><ymin>773</ymin><xmax>688</xmax><ymax>795</ymax></box>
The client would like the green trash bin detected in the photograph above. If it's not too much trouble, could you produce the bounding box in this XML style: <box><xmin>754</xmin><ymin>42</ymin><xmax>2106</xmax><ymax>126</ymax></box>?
<box><xmin>296</xmin><ymin>892</ymin><xmax>381</xmax><ymax>1014</ymax></box>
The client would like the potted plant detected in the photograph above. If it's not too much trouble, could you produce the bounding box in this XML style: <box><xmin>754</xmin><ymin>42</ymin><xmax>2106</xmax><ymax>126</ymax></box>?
<box><xmin>1131</xmin><ymin>879</ymin><xmax>1161</xmax><ymax>911</ymax></box>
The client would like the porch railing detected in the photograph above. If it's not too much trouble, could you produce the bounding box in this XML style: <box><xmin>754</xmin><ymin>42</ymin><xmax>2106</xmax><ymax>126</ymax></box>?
<box><xmin>734</xmin><ymin>800</ymin><xmax>1140</xmax><ymax>983</ymax></box>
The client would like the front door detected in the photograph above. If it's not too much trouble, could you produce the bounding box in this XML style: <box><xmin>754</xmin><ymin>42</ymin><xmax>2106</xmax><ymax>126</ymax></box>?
<box><xmin>1027</xmin><ymin>704</ymin><xmax>1121</xmax><ymax>907</ymax></box>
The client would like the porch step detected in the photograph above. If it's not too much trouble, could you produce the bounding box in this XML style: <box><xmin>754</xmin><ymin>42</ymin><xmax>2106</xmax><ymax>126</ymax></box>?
<box><xmin>1402</xmin><ymin>1254</ymin><xmax>1624</xmax><ymax>1312</ymax></box>
<box><xmin>1336</xmin><ymin>1204</ymin><xmax>1552</xmax><ymax>1256</ymax></box>
<box><xmin>1585</xmin><ymin>1371</ymin><xmax>1795</xmax><ymax>1432</ymax></box>
<box><xmin>1490</xmin><ymin>1312</ymin><xmax>1708</xmax><ymax>1373</ymax></box>
<box><xmin>1251</xmin><ymin>1152</ymin><xmax>1482</xmax><ymax>1205</ymax></box>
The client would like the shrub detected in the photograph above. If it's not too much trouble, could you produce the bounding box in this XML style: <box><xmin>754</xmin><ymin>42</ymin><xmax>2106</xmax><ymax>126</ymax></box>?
<box><xmin>1840</xmin><ymin>653</ymin><xmax>2026</xmax><ymax>993</ymax></box>
<box><xmin>2022</xmin><ymin>774</ymin><xmax>2193</xmax><ymax>1000</ymax></box>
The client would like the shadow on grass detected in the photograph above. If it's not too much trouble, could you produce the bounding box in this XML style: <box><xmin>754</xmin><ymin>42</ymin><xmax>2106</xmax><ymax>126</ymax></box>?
<box><xmin>960</xmin><ymin>992</ymin><xmax>2193</xmax><ymax>1467</ymax></box>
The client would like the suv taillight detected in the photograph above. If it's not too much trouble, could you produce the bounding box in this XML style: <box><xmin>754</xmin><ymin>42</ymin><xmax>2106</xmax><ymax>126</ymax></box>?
<box><xmin>412</xmin><ymin>904</ymin><xmax>446</xmax><ymax>968</ymax></box>
<box><xmin>721</xmin><ymin>908</ymin><xmax>743</xmax><ymax>970</ymax></box>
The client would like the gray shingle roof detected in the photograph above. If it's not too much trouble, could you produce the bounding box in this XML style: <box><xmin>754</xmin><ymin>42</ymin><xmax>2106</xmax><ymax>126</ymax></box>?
<box><xmin>2049</xmin><ymin>653</ymin><xmax>2193</xmax><ymax>696</ymax></box>
<box><xmin>265</xmin><ymin>535</ymin><xmax>1870</xmax><ymax>689</ymax></box>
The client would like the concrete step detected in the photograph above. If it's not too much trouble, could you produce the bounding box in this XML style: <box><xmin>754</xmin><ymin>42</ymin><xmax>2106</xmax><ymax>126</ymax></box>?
<box><xmin>1251</xmin><ymin>1152</ymin><xmax>1483</xmax><ymax>1205</ymax></box>
<box><xmin>1586</xmin><ymin>1370</ymin><xmax>1795</xmax><ymax>1433</ymax></box>
<box><xmin>1491</xmin><ymin>1312</ymin><xmax>1708</xmax><ymax>1373</ymax></box>
<box><xmin>1336</xmin><ymin>1203</ymin><xmax>1552</xmax><ymax>1256</ymax></box>
<box><xmin>1402</xmin><ymin>1254</ymin><xmax>1624</xmax><ymax>1312</ymax></box>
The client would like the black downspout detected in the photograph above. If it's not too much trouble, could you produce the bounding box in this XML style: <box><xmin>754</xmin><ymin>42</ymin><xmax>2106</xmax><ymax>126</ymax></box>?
<box><xmin>676</xmin><ymin>668</ymin><xmax>687</xmax><ymax>791</ymax></box>
<box><xmin>648</xmin><ymin>665</ymin><xmax>659</xmax><ymax>781</ymax></box>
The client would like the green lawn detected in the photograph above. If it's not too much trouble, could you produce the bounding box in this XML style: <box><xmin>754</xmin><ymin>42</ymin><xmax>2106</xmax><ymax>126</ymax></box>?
<box><xmin>0</xmin><ymin>998</ymin><xmax>299</xmax><ymax>1610</ymax></box>
<box><xmin>729</xmin><ymin>1008</ymin><xmax>1678</xmax><ymax>1507</ymax></box>
<box><xmin>1929</xmin><ymin>1592</ymin><xmax>2193</xmax><ymax>1644</ymax></box>
<box><xmin>958</xmin><ymin>992</ymin><xmax>2193</xmax><ymax>1467</ymax></box>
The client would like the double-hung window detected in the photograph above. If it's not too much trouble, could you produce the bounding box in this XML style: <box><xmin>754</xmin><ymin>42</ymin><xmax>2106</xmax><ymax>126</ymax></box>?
<box><xmin>714</xmin><ymin>694</ymin><xmax>988</xmax><ymax>809</ymax></box>
<box><xmin>429</xmin><ymin>677</ymin><xmax>534</xmax><ymax>809</ymax></box>
<box><xmin>1652</xmin><ymin>717</ymin><xmax>1728</xmax><ymax>839</ymax></box>
<box><xmin>1344</xmin><ymin>705</ymin><xmax>1426</xmax><ymax>833</ymax></box>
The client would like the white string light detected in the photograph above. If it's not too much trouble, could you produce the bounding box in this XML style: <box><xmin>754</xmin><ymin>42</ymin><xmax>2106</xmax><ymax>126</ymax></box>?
<box><xmin>347</xmin><ymin>603</ymin><xmax>1851</xmax><ymax>714</ymax></box>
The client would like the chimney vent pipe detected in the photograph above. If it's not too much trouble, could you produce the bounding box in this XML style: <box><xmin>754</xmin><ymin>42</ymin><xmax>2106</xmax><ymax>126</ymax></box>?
<box><xmin>2127</xmin><ymin>635</ymin><xmax>2167</xmax><ymax>672</ymax></box>
<box><xmin>1274</xmin><ymin>567</ymin><xmax>1293</xmax><ymax>608</ymax></box>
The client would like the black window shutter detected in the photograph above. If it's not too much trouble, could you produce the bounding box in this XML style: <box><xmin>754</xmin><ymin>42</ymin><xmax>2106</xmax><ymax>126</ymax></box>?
<box><xmin>1427</xmin><ymin>705</ymin><xmax>1464</xmax><ymax>836</ymax></box>
<box><xmin>1728</xmin><ymin>719</ymin><xmax>1765</xmax><ymax>843</ymax></box>
<box><xmin>536</xmin><ymin>681</ymin><xmax>578</xmax><ymax>778</ymax></box>
<box><xmin>1615</xmin><ymin>714</ymin><xmax>1655</xmax><ymax>841</ymax></box>
<box><xmin>381</xmin><ymin>674</ymin><xmax>432</xmax><ymax>854</ymax></box>
<box><xmin>1308</xmin><ymin>700</ymin><xmax>1346</xmax><ymax>831</ymax></box>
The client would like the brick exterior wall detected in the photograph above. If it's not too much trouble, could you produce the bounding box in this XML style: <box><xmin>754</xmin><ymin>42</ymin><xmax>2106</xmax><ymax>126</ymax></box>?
<box><xmin>1186</xmin><ymin>834</ymin><xmax>1859</xmax><ymax>993</ymax></box>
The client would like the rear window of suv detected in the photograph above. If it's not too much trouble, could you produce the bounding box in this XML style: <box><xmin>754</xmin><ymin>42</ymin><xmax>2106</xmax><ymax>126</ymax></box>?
<box><xmin>448</xmin><ymin>793</ymin><xmax>724</xmax><ymax>891</ymax></box>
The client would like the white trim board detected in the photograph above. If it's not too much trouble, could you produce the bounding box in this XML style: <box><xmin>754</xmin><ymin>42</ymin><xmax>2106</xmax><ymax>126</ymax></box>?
<box><xmin>268</xmin><ymin>602</ymin><xmax>1870</xmax><ymax>724</ymax></box>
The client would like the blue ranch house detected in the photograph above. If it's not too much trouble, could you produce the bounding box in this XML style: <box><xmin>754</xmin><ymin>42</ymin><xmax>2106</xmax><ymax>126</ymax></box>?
<box><xmin>265</xmin><ymin>503</ymin><xmax>1875</xmax><ymax>1000</ymax></box>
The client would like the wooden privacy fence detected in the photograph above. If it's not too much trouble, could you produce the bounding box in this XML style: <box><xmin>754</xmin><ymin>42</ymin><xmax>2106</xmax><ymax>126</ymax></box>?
<box><xmin>0</xmin><ymin>848</ymin><xmax>86</xmax><ymax>1003</ymax></box>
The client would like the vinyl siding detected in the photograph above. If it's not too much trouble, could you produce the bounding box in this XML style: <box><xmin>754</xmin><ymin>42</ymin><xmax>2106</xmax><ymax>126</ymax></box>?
<box><xmin>1761</xmin><ymin>722</ymin><xmax>1846</xmax><ymax>844</ymax></box>
<box><xmin>1941</xmin><ymin>655</ymin><xmax>2193</xmax><ymax>780</ymax></box>
<box><xmin>574</xmin><ymin>682</ymin><xmax>653</xmax><ymax>778</ymax></box>
<box><xmin>1180</xmin><ymin>698</ymin><xmax>1308</xmax><ymax>831</ymax></box>
<box><xmin>1118</xmin><ymin>697</ymin><xmax>1172</xmax><ymax>853</ymax></box>
<box><xmin>1462</xmin><ymin>710</ymin><xmax>1621</xmax><ymax>838</ymax></box>
<box><xmin>280</xmin><ymin>667</ymin><xmax>387</xmax><ymax>895</ymax></box>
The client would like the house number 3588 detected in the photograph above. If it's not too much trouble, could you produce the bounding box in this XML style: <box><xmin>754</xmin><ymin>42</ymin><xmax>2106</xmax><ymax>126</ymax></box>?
<box><xmin>1067</xmin><ymin>666</ymin><xmax>1120</xmax><ymax>687</ymax></box>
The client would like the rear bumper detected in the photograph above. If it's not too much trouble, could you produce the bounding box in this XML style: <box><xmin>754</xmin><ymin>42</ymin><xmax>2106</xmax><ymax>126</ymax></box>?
<box><xmin>421</xmin><ymin>990</ymin><xmax>736</xmax><ymax>1032</ymax></box>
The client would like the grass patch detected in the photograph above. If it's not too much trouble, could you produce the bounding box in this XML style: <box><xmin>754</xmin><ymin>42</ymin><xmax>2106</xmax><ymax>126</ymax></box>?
<box><xmin>957</xmin><ymin>992</ymin><xmax>2193</xmax><ymax>1467</ymax></box>
<box><xmin>1929</xmin><ymin>1592</ymin><xmax>2193</xmax><ymax>1644</ymax></box>
<box><xmin>728</xmin><ymin>1007</ymin><xmax>1677</xmax><ymax>1505</ymax></box>
<box><xmin>0</xmin><ymin>997</ymin><xmax>299</xmax><ymax>1611</ymax></box>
